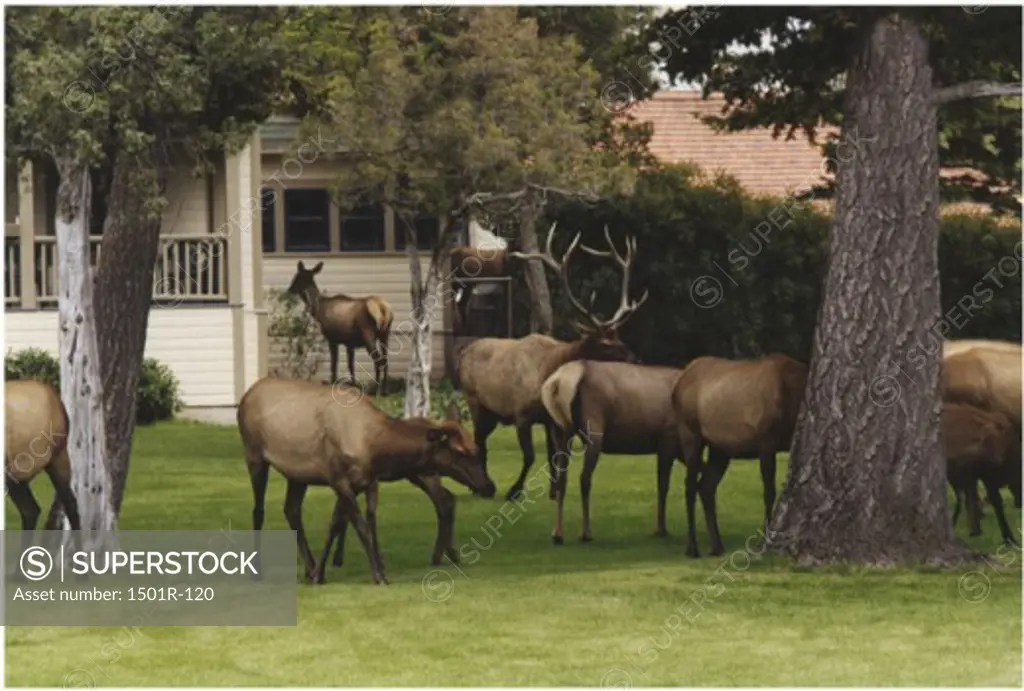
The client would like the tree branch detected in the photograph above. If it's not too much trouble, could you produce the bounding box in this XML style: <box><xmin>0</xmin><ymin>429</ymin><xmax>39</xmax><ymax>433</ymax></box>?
<box><xmin>931</xmin><ymin>80</ymin><xmax>1021</xmax><ymax>105</ymax></box>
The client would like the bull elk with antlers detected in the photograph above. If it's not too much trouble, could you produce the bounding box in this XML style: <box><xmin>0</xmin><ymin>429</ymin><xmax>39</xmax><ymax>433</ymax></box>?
<box><xmin>287</xmin><ymin>261</ymin><xmax>394</xmax><ymax>390</ymax></box>
<box><xmin>457</xmin><ymin>224</ymin><xmax>649</xmax><ymax>501</ymax></box>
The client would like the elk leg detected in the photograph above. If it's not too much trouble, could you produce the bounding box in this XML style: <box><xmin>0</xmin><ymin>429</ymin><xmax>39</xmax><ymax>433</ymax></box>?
<box><xmin>409</xmin><ymin>475</ymin><xmax>458</xmax><ymax>564</ymax></box>
<box><xmin>330</xmin><ymin>501</ymin><xmax>349</xmax><ymax>567</ymax></box>
<box><xmin>683</xmin><ymin>457</ymin><xmax>702</xmax><ymax>558</ymax></box>
<box><xmin>332</xmin><ymin>483</ymin><xmax>388</xmax><ymax>584</ymax></box>
<box><xmin>545</xmin><ymin>425</ymin><xmax>558</xmax><ymax>500</ymax></box>
<box><xmin>468</xmin><ymin>402</ymin><xmax>498</xmax><ymax>497</ymax></box>
<box><xmin>551</xmin><ymin>430</ymin><xmax>570</xmax><ymax>545</ymax></box>
<box><xmin>950</xmin><ymin>482</ymin><xmax>963</xmax><ymax>528</ymax></box>
<box><xmin>283</xmin><ymin>480</ymin><xmax>317</xmax><ymax>582</ymax></box>
<box><xmin>365</xmin><ymin>481</ymin><xmax>383</xmax><ymax>570</ymax></box>
<box><xmin>315</xmin><ymin>500</ymin><xmax>346</xmax><ymax>584</ymax></box>
<box><xmin>699</xmin><ymin>449</ymin><xmax>730</xmax><ymax>556</ymax></box>
<box><xmin>655</xmin><ymin>449</ymin><xmax>674</xmax><ymax>537</ymax></box>
<box><xmin>44</xmin><ymin>452</ymin><xmax>81</xmax><ymax>532</ymax></box>
<box><xmin>759</xmin><ymin>450</ymin><xmax>777</xmax><ymax>535</ymax></box>
<box><xmin>965</xmin><ymin>481</ymin><xmax>982</xmax><ymax>537</ymax></box>
<box><xmin>328</xmin><ymin>342</ymin><xmax>340</xmax><ymax>385</ymax></box>
<box><xmin>506</xmin><ymin>423</ymin><xmax>536</xmax><ymax>501</ymax></box>
<box><xmin>982</xmin><ymin>476</ymin><xmax>1018</xmax><ymax>546</ymax></box>
<box><xmin>579</xmin><ymin>437</ymin><xmax>604</xmax><ymax>542</ymax></box>
<box><xmin>7</xmin><ymin>479</ymin><xmax>41</xmax><ymax>581</ymax></box>
<box><xmin>346</xmin><ymin>347</ymin><xmax>357</xmax><ymax>385</ymax></box>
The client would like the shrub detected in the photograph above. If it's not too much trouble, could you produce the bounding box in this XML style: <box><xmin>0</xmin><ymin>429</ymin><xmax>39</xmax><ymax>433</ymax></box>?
<box><xmin>4</xmin><ymin>348</ymin><xmax>183</xmax><ymax>424</ymax></box>
<box><xmin>267</xmin><ymin>288</ymin><xmax>325</xmax><ymax>381</ymax></box>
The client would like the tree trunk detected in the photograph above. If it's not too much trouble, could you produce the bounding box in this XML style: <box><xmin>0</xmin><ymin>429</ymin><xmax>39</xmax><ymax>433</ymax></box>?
<box><xmin>770</xmin><ymin>14</ymin><xmax>963</xmax><ymax>565</ymax></box>
<box><xmin>93</xmin><ymin>152</ymin><xmax>167</xmax><ymax>514</ymax></box>
<box><xmin>518</xmin><ymin>197</ymin><xmax>554</xmax><ymax>335</ymax></box>
<box><xmin>54</xmin><ymin>157</ymin><xmax>117</xmax><ymax>546</ymax></box>
<box><xmin>403</xmin><ymin>224</ymin><xmax>438</xmax><ymax>418</ymax></box>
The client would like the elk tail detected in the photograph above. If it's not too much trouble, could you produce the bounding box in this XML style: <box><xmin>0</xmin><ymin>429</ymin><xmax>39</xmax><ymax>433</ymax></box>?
<box><xmin>541</xmin><ymin>361</ymin><xmax>586</xmax><ymax>433</ymax></box>
<box><xmin>366</xmin><ymin>296</ymin><xmax>393</xmax><ymax>337</ymax></box>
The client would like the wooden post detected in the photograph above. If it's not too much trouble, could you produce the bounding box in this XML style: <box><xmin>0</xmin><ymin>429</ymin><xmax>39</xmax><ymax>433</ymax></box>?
<box><xmin>18</xmin><ymin>160</ymin><xmax>36</xmax><ymax>309</ymax></box>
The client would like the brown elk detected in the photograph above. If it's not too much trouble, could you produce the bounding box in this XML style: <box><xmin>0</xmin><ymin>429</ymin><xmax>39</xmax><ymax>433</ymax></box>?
<box><xmin>671</xmin><ymin>354</ymin><xmax>808</xmax><ymax>557</ymax></box>
<box><xmin>457</xmin><ymin>224</ymin><xmax>649</xmax><ymax>502</ymax></box>
<box><xmin>287</xmin><ymin>261</ymin><xmax>394</xmax><ymax>390</ymax></box>
<box><xmin>540</xmin><ymin>360</ymin><xmax>684</xmax><ymax>543</ymax></box>
<box><xmin>5</xmin><ymin>380</ymin><xmax>82</xmax><ymax>558</ymax></box>
<box><xmin>942</xmin><ymin>340</ymin><xmax>1022</xmax><ymax>517</ymax></box>
<box><xmin>237</xmin><ymin>377</ymin><xmax>495</xmax><ymax>585</ymax></box>
<box><xmin>943</xmin><ymin>402</ymin><xmax>1019</xmax><ymax>545</ymax></box>
<box><xmin>448</xmin><ymin>245</ymin><xmax>512</xmax><ymax>335</ymax></box>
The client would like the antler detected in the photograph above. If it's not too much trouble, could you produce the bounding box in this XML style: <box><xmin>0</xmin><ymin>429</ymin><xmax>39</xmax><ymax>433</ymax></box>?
<box><xmin>580</xmin><ymin>225</ymin><xmax>649</xmax><ymax>329</ymax></box>
<box><xmin>509</xmin><ymin>222</ymin><xmax>602</xmax><ymax>331</ymax></box>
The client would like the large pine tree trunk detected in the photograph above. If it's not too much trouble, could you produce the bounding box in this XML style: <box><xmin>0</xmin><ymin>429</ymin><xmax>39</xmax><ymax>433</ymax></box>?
<box><xmin>518</xmin><ymin>198</ymin><xmax>554</xmax><ymax>335</ymax></box>
<box><xmin>770</xmin><ymin>14</ymin><xmax>963</xmax><ymax>565</ymax></box>
<box><xmin>93</xmin><ymin>153</ymin><xmax>166</xmax><ymax>514</ymax></box>
<box><xmin>54</xmin><ymin>157</ymin><xmax>117</xmax><ymax>546</ymax></box>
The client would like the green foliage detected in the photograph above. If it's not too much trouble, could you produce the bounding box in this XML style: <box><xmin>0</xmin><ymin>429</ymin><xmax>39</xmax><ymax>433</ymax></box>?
<box><xmin>547</xmin><ymin>165</ymin><xmax>1022</xmax><ymax>365</ymax></box>
<box><xmin>649</xmin><ymin>7</ymin><xmax>1022</xmax><ymax>215</ymax></box>
<box><xmin>135</xmin><ymin>359</ymin><xmax>185</xmax><ymax>425</ymax></box>
<box><xmin>374</xmin><ymin>379</ymin><xmax>469</xmax><ymax>422</ymax></box>
<box><xmin>266</xmin><ymin>288</ymin><xmax>324</xmax><ymax>381</ymax></box>
<box><xmin>4</xmin><ymin>348</ymin><xmax>183</xmax><ymax>424</ymax></box>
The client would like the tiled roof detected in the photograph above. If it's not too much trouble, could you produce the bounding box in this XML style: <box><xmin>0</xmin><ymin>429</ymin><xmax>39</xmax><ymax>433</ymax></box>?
<box><xmin>629</xmin><ymin>90</ymin><xmax>835</xmax><ymax>198</ymax></box>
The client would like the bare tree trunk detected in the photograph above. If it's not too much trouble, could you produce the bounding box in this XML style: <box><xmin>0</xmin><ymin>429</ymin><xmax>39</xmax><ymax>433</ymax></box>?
<box><xmin>518</xmin><ymin>197</ymin><xmax>554</xmax><ymax>335</ymax></box>
<box><xmin>770</xmin><ymin>14</ymin><xmax>964</xmax><ymax>565</ymax></box>
<box><xmin>54</xmin><ymin>157</ymin><xmax>117</xmax><ymax>546</ymax></box>
<box><xmin>403</xmin><ymin>224</ymin><xmax>439</xmax><ymax>418</ymax></box>
<box><xmin>93</xmin><ymin>152</ymin><xmax>166</xmax><ymax>514</ymax></box>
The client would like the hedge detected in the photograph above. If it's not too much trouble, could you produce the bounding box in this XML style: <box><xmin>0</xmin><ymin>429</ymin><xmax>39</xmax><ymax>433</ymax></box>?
<box><xmin>538</xmin><ymin>165</ymin><xmax>1020</xmax><ymax>366</ymax></box>
<box><xmin>5</xmin><ymin>348</ymin><xmax>184</xmax><ymax>424</ymax></box>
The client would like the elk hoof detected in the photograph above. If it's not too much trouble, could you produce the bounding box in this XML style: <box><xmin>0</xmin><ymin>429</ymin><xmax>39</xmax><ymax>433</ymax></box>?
<box><xmin>709</xmin><ymin>545</ymin><xmax>725</xmax><ymax>557</ymax></box>
<box><xmin>580</xmin><ymin>535</ymin><xmax>593</xmax><ymax>543</ymax></box>
<box><xmin>685</xmin><ymin>546</ymin><xmax>700</xmax><ymax>559</ymax></box>
<box><xmin>551</xmin><ymin>535</ymin><xmax>564</xmax><ymax>545</ymax></box>
<box><xmin>444</xmin><ymin>548</ymin><xmax>460</xmax><ymax>564</ymax></box>
<box><xmin>504</xmin><ymin>486</ymin><xmax>524</xmax><ymax>502</ymax></box>
<box><xmin>653</xmin><ymin>528</ymin><xmax>668</xmax><ymax>538</ymax></box>
<box><xmin>548</xmin><ymin>488</ymin><xmax>557</xmax><ymax>501</ymax></box>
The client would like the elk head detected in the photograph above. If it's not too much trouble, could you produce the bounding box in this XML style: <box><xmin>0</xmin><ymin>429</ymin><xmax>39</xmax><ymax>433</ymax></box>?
<box><xmin>424</xmin><ymin>402</ymin><xmax>496</xmax><ymax>498</ymax></box>
<box><xmin>511</xmin><ymin>223</ymin><xmax>648</xmax><ymax>363</ymax></box>
<box><xmin>287</xmin><ymin>260</ymin><xmax>324</xmax><ymax>310</ymax></box>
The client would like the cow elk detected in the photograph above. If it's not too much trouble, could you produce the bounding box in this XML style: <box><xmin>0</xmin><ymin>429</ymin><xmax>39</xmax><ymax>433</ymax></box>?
<box><xmin>457</xmin><ymin>224</ymin><xmax>649</xmax><ymax>502</ymax></box>
<box><xmin>5</xmin><ymin>380</ymin><xmax>81</xmax><ymax>563</ymax></box>
<box><xmin>942</xmin><ymin>402</ymin><xmax>1019</xmax><ymax>545</ymax></box>
<box><xmin>541</xmin><ymin>360</ymin><xmax>684</xmax><ymax>543</ymax></box>
<box><xmin>287</xmin><ymin>261</ymin><xmax>394</xmax><ymax>390</ymax></box>
<box><xmin>449</xmin><ymin>245</ymin><xmax>512</xmax><ymax>335</ymax></box>
<box><xmin>671</xmin><ymin>354</ymin><xmax>808</xmax><ymax>557</ymax></box>
<box><xmin>237</xmin><ymin>377</ymin><xmax>495</xmax><ymax>585</ymax></box>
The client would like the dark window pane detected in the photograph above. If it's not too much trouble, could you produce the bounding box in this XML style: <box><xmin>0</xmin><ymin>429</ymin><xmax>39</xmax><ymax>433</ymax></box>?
<box><xmin>339</xmin><ymin>204</ymin><xmax>385</xmax><ymax>252</ymax></box>
<box><xmin>395</xmin><ymin>215</ymin><xmax>440</xmax><ymax>251</ymax></box>
<box><xmin>284</xmin><ymin>189</ymin><xmax>330</xmax><ymax>252</ymax></box>
<box><xmin>260</xmin><ymin>188</ymin><xmax>277</xmax><ymax>253</ymax></box>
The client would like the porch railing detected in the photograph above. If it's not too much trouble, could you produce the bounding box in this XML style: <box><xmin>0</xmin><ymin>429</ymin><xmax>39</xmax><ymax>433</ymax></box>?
<box><xmin>5</xmin><ymin>233</ymin><xmax>229</xmax><ymax>309</ymax></box>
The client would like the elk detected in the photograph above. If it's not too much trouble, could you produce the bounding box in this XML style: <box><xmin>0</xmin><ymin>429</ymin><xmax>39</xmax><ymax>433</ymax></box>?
<box><xmin>5</xmin><ymin>380</ymin><xmax>81</xmax><ymax>558</ymax></box>
<box><xmin>671</xmin><ymin>354</ymin><xmax>808</xmax><ymax>557</ymax></box>
<box><xmin>942</xmin><ymin>340</ymin><xmax>1022</xmax><ymax>519</ymax></box>
<box><xmin>448</xmin><ymin>245</ymin><xmax>512</xmax><ymax>334</ymax></box>
<box><xmin>541</xmin><ymin>360</ymin><xmax>684</xmax><ymax>543</ymax></box>
<box><xmin>237</xmin><ymin>377</ymin><xmax>495</xmax><ymax>585</ymax></box>
<box><xmin>287</xmin><ymin>261</ymin><xmax>394</xmax><ymax>390</ymax></box>
<box><xmin>326</xmin><ymin>401</ymin><xmax>470</xmax><ymax>570</ymax></box>
<box><xmin>943</xmin><ymin>402</ymin><xmax>1019</xmax><ymax>545</ymax></box>
<box><xmin>457</xmin><ymin>224</ymin><xmax>649</xmax><ymax>502</ymax></box>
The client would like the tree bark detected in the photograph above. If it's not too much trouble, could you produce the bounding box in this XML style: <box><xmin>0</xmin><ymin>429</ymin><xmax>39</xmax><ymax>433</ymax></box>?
<box><xmin>54</xmin><ymin>157</ymin><xmax>117</xmax><ymax>546</ymax></box>
<box><xmin>93</xmin><ymin>152</ymin><xmax>167</xmax><ymax>514</ymax></box>
<box><xmin>518</xmin><ymin>194</ymin><xmax>554</xmax><ymax>335</ymax></box>
<box><xmin>770</xmin><ymin>14</ymin><xmax>964</xmax><ymax>565</ymax></box>
<box><xmin>403</xmin><ymin>221</ymin><xmax>439</xmax><ymax>419</ymax></box>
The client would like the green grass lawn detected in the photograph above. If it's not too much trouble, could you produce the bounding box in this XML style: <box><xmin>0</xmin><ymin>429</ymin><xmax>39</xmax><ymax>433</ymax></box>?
<box><xmin>5</xmin><ymin>416</ymin><xmax>1022</xmax><ymax>687</ymax></box>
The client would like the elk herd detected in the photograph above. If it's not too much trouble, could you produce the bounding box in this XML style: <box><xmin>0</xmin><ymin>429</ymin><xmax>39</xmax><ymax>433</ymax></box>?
<box><xmin>3</xmin><ymin>226</ymin><xmax>1021</xmax><ymax>586</ymax></box>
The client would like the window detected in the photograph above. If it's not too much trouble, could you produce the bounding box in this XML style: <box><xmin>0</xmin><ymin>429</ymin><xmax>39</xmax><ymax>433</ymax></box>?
<box><xmin>395</xmin><ymin>215</ymin><xmax>440</xmax><ymax>251</ymax></box>
<box><xmin>260</xmin><ymin>188</ymin><xmax>277</xmax><ymax>253</ymax></box>
<box><xmin>339</xmin><ymin>204</ymin><xmax>385</xmax><ymax>252</ymax></box>
<box><xmin>283</xmin><ymin>188</ymin><xmax>330</xmax><ymax>252</ymax></box>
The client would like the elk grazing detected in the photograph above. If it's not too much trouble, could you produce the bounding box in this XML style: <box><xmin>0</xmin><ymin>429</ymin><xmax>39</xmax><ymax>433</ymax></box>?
<box><xmin>541</xmin><ymin>360</ymin><xmax>684</xmax><ymax>543</ymax></box>
<box><xmin>287</xmin><ymin>261</ymin><xmax>394</xmax><ymax>390</ymax></box>
<box><xmin>457</xmin><ymin>224</ymin><xmax>649</xmax><ymax>502</ymax></box>
<box><xmin>326</xmin><ymin>401</ymin><xmax>471</xmax><ymax>570</ymax></box>
<box><xmin>5</xmin><ymin>380</ymin><xmax>81</xmax><ymax>556</ymax></box>
<box><xmin>942</xmin><ymin>340</ymin><xmax>1022</xmax><ymax>518</ymax></box>
<box><xmin>671</xmin><ymin>354</ymin><xmax>808</xmax><ymax>557</ymax></box>
<box><xmin>237</xmin><ymin>377</ymin><xmax>495</xmax><ymax>584</ymax></box>
<box><xmin>942</xmin><ymin>402</ymin><xmax>1019</xmax><ymax>545</ymax></box>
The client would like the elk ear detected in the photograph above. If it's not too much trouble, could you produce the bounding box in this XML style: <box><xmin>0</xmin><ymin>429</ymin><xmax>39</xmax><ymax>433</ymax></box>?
<box><xmin>312</xmin><ymin>261</ymin><xmax>324</xmax><ymax>274</ymax></box>
<box><xmin>426</xmin><ymin>427</ymin><xmax>450</xmax><ymax>444</ymax></box>
<box><xmin>445</xmin><ymin>399</ymin><xmax>461</xmax><ymax>422</ymax></box>
<box><xmin>297</xmin><ymin>260</ymin><xmax>306</xmax><ymax>272</ymax></box>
